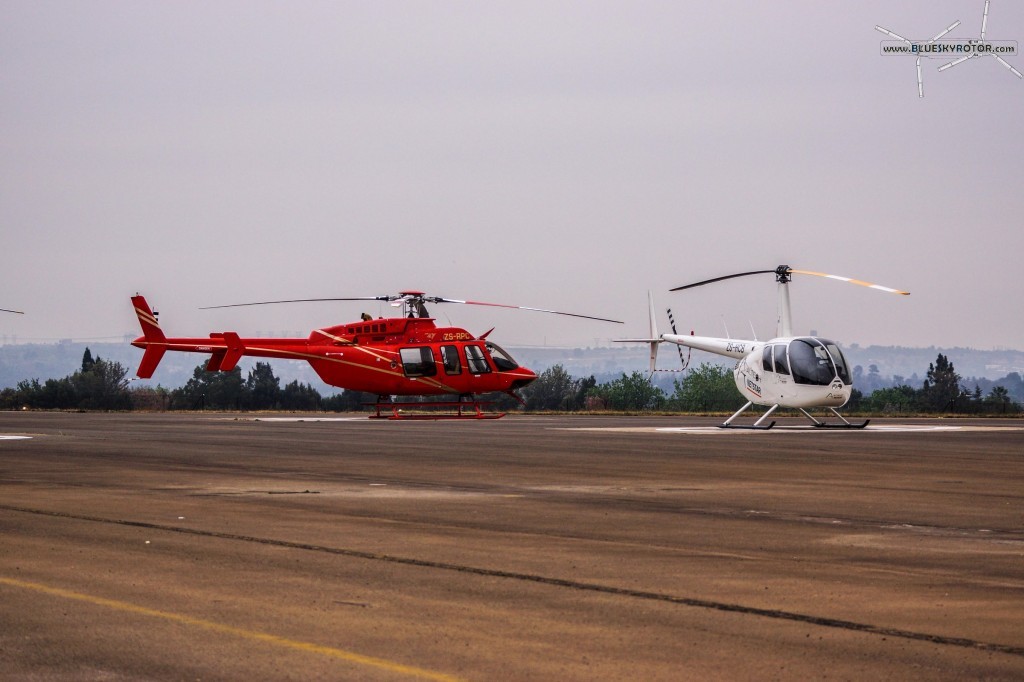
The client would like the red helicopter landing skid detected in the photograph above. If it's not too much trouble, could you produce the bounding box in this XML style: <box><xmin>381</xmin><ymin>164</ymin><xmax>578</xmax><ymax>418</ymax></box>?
<box><xmin>368</xmin><ymin>398</ymin><xmax>506</xmax><ymax>420</ymax></box>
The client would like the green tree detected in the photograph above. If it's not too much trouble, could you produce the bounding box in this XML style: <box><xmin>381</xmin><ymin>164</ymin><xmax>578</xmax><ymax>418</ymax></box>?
<box><xmin>72</xmin><ymin>355</ymin><xmax>131</xmax><ymax>410</ymax></box>
<box><xmin>595</xmin><ymin>372</ymin><xmax>665</xmax><ymax>411</ymax></box>
<box><xmin>130</xmin><ymin>385</ymin><xmax>171</xmax><ymax>411</ymax></box>
<box><xmin>845</xmin><ymin>388</ymin><xmax>864</xmax><ymax>411</ymax></box>
<box><xmin>322</xmin><ymin>390</ymin><xmax>375</xmax><ymax>412</ymax></box>
<box><xmin>920</xmin><ymin>353</ymin><xmax>966</xmax><ymax>412</ymax></box>
<box><xmin>573</xmin><ymin>375</ymin><xmax>597</xmax><ymax>411</ymax></box>
<box><xmin>984</xmin><ymin>385</ymin><xmax>1018</xmax><ymax>414</ymax></box>
<box><xmin>172</xmin><ymin>365</ymin><xmax>245</xmax><ymax>410</ymax></box>
<box><xmin>11</xmin><ymin>378</ymin><xmax>72</xmax><ymax>409</ymax></box>
<box><xmin>524</xmin><ymin>364</ymin><xmax>585</xmax><ymax>411</ymax></box>
<box><xmin>245</xmin><ymin>362</ymin><xmax>281</xmax><ymax>409</ymax></box>
<box><xmin>280</xmin><ymin>380</ymin><xmax>322</xmax><ymax>410</ymax></box>
<box><xmin>667</xmin><ymin>363</ymin><xmax>744</xmax><ymax>412</ymax></box>
<box><xmin>862</xmin><ymin>384</ymin><xmax>919</xmax><ymax>413</ymax></box>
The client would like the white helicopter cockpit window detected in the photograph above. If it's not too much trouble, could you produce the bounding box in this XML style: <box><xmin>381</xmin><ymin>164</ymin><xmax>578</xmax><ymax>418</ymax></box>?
<box><xmin>762</xmin><ymin>345</ymin><xmax>773</xmax><ymax>372</ymax></box>
<box><xmin>485</xmin><ymin>342</ymin><xmax>519</xmax><ymax>372</ymax></box>
<box><xmin>773</xmin><ymin>344</ymin><xmax>790</xmax><ymax>375</ymax></box>
<box><xmin>400</xmin><ymin>347</ymin><xmax>437</xmax><ymax>377</ymax></box>
<box><xmin>788</xmin><ymin>338</ymin><xmax>839</xmax><ymax>386</ymax></box>
<box><xmin>465</xmin><ymin>345</ymin><xmax>491</xmax><ymax>374</ymax></box>
<box><xmin>820</xmin><ymin>340</ymin><xmax>851</xmax><ymax>385</ymax></box>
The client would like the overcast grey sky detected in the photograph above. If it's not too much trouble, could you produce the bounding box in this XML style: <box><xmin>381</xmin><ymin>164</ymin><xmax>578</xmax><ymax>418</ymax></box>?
<box><xmin>2</xmin><ymin>1</ymin><xmax>1022</xmax><ymax>351</ymax></box>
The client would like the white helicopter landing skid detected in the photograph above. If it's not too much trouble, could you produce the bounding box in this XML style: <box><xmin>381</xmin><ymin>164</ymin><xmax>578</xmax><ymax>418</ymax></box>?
<box><xmin>618</xmin><ymin>265</ymin><xmax>909</xmax><ymax>430</ymax></box>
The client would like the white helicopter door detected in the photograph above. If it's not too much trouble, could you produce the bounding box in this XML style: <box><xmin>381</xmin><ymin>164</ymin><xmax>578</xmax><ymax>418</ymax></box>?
<box><xmin>757</xmin><ymin>344</ymin><xmax>788</xmax><ymax>403</ymax></box>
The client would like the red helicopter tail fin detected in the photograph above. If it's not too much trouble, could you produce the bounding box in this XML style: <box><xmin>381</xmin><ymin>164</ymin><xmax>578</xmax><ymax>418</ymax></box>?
<box><xmin>219</xmin><ymin>332</ymin><xmax>244</xmax><ymax>371</ymax></box>
<box><xmin>131</xmin><ymin>295</ymin><xmax>167</xmax><ymax>378</ymax></box>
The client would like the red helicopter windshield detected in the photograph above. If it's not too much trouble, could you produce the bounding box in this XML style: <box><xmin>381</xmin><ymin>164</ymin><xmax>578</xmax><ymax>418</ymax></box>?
<box><xmin>486</xmin><ymin>342</ymin><xmax>519</xmax><ymax>371</ymax></box>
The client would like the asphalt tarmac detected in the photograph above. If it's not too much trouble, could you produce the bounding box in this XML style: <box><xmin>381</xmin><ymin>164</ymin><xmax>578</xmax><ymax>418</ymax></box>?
<box><xmin>1</xmin><ymin>412</ymin><xmax>1022</xmax><ymax>681</ymax></box>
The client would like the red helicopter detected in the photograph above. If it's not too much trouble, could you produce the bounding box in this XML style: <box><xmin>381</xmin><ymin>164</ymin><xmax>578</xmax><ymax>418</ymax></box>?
<box><xmin>131</xmin><ymin>291</ymin><xmax>621</xmax><ymax>419</ymax></box>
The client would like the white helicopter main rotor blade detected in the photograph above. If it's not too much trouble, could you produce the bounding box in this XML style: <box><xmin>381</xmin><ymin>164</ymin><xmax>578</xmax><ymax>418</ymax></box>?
<box><xmin>875</xmin><ymin>25</ymin><xmax>912</xmax><ymax>44</ymax></box>
<box><xmin>939</xmin><ymin>54</ymin><xmax>973</xmax><ymax>71</ymax></box>
<box><xmin>917</xmin><ymin>57</ymin><xmax>924</xmax><ymax>97</ymax></box>
<box><xmin>788</xmin><ymin>269</ymin><xmax>910</xmax><ymax>296</ymax></box>
<box><xmin>981</xmin><ymin>0</ymin><xmax>990</xmax><ymax>41</ymax></box>
<box><xmin>992</xmin><ymin>54</ymin><xmax>1024</xmax><ymax>78</ymax></box>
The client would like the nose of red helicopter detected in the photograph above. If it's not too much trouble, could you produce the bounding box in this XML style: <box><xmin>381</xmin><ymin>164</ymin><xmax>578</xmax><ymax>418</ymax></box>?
<box><xmin>508</xmin><ymin>366</ymin><xmax>537</xmax><ymax>391</ymax></box>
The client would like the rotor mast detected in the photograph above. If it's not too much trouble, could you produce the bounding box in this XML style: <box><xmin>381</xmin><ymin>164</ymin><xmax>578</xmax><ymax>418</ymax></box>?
<box><xmin>775</xmin><ymin>265</ymin><xmax>793</xmax><ymax>338</ymax></box>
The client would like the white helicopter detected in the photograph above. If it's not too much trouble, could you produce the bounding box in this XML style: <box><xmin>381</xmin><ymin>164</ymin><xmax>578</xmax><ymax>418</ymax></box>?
<box><xmin>620</xmin><ymin>265</ymin><xmax>909</xmax><ymax>429</ymax></box>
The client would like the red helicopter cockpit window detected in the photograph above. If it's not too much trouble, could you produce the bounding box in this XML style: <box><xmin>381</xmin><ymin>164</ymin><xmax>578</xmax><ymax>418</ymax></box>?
<box><xmin>465</xmin><ymin>345</ymin><xmax>491</xmax><ymax>374</ymax></box>
<box><xmin>789</xmin><ymin>338</ymin><xmax>837</xmax><ymax>386</ymax></box>
<box><xmin>400</xmin><ymin>347</ymin><xmax>437</xmax><ymax>377</ymax></box>
<box><xmin>485</xmin><ymin>342</ymin><xmax>519</xmax><ymax>372</ymax></box>
<box><xmin>440</xmin><ymin>345</ymin><xmax>462</xmax><ymax>375</ymax></box>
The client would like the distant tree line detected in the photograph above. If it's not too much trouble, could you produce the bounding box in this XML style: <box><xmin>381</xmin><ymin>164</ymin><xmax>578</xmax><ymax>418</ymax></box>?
<box><xmin>522</xmin><ymin>353</ymin><xmax>1020</xmax><ymax>415</ymax></box>
<box><xmin>844</xmin><ymin>353</ymin><xmax>1021</xmax><ymax>415</ymax></box>
<box><xmin>0</xmin><ymin>349</ymin><xmax>132</xmax><ymax>410</ymax></box>
<box><xmin>0</xmin><ymin>350</ymin><xmax>361</xmax><ymax>412</ymax></box>
<box><xmin>0</xmin><ymin>350</ymin><xmax>1020</xmax><ymax>415</ymax></box>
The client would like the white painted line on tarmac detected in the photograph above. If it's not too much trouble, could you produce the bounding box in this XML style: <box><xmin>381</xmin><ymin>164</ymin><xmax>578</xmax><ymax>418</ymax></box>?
<box><xmin>559</xmin><ymin>424</ymin><xmax>1024</xmax><ymax>435</ymax></box>
<box><xmin>0</xmin><ymin>435</ymin><xmax>32</xmax><ymax>440</ymax></box>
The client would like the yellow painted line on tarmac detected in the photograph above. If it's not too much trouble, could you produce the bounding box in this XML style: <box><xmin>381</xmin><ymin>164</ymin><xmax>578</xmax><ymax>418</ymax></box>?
<box><xmin>0</xmin><ymin>576</ymin><xmax>462</xmax><ymax>681</ymax></box>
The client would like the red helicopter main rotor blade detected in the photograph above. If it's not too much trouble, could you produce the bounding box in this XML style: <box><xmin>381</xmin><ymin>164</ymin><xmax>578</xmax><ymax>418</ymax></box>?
<box><xmin>199</xmin><ymin>293</ymin><xmax>623</xmax><ymax>324</ymax></box>
<box><xmin>439</xmin><ymin>298</ymin><xmax>623</xmax><ymax>324</ymax></box>
<box><xmin>199</xmin><ymin>297</ymin><xmax>392</xmax><ymax>310</ymax></box>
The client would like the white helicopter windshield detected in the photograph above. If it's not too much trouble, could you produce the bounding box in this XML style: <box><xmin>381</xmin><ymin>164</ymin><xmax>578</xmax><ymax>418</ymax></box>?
<box><xmin>789</xmin><ymin>338</ymin><xmax>849</xmax><ymax>386</ymax></box>
<box><xmin>820</xmin><ymin>339</ymin><xmax>851</xmax><ymax>385</ymax></box>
